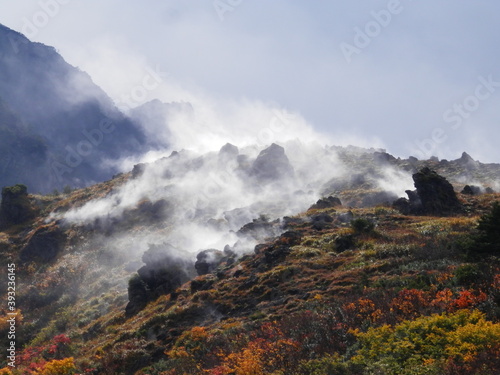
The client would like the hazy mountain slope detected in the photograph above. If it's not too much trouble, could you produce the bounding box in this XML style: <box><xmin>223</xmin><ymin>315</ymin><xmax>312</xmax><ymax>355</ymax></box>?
<box><xmin>0</xmin><ymin>24</ymin><xmax>147</xmax><ymax>192</ymax></box>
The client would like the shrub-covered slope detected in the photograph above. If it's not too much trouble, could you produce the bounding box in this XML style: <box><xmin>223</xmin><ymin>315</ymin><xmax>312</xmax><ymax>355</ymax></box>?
<box><xmin>0</xmin><ymin>149</ymin><xmax>500</xmax><ymax>374</ymax></box>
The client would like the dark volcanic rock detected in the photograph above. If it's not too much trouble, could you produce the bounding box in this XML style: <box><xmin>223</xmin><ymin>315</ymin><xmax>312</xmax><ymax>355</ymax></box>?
<box><xmin>0</xmin><ymin>184</ymin><xmax>36</xmax><ymax>229</ymax></box>
<box><xmin>461</xmin><ymin>185</ymin><xmax>482</xmax><ymax>196</ymax></box>
<box><xmin>195</xmin><ymin>248</ymin><xmax>235</xmax><ymax>276</ymax></box>
<box><xmin>393</xmin><ymin>168</ymin><xmax>461</xmax><ymax>216</ymax></box>
<box><xmin>125</xmin><ymin>274</ymin><xmax>149</xmax><ymax>317</ymax></box>
<box><xmin>20</xmin><ymin>223</ymin><xmax>66</xmax><ymax>262</ymax></box>
<box><xmin>308</xmin><ymin>196</ymin><xmax>342</xmax><ymax>210</ymax></box>
<box><xmin>311</xmin><ymin>213</ymin><xmax>334</xmax><ymax>231</ymax></box>
<box><xmin>250</xmin><ymin>143</ymin><xmax>294</xmax><ymax>182</ymax></box>
<box><xmin>237</xmin><ymin>216</ymin><xmax>280</xmax><ymax>241</ymax></box>
<box><xmin>132</xmin><ymin>163</ymin><xmax>147</xmax><ymax>179</ymax></box>
<box><xmin>126</xmin><ymin>243</ymin><xmax>195</xmax><ymax>316</ymax></box>
<box><xmin>393</xmin><ymin>197</ymin><xmax>411</xmax><ymax>215</ymax></box>
<box><xmin>138</xmin><ymin>243</ymin><xmax>194</xmax><ymax>293</ymax></box>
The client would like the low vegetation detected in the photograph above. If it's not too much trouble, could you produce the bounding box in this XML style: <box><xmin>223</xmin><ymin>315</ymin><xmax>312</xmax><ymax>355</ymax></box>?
<box><xmin>0</xmin><ymin>177</ymin><xmax>499</xmax><ymax>374</ymax></box>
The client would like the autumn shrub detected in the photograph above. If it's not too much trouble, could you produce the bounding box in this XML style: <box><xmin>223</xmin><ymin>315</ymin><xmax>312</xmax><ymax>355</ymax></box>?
<box><xmin>278</xmin><ymin>309</ymin><xmax>350</xmax><ymax>356</ymax></box>
<box><xmin>343</xmin><ymin>298</ymin><xmax>382</xmax><ymax>329</ymax></box>
<box><xmin>298</xmin><ymin>354</ymin><xmax>361</xmax><ymax>375</ymax></box>
<box><xmin>389</xmin><ymin>289</ymin><xmax>431</xmax><ymax>320</ymax></box>
<box><xmin>220</xmin><ymin>335</ymin><xmax>300</xmax><ymax>375</ymax></box>
<box><xmin>35</xmin><ymin>357</ymin><xmax>76</xmax><ymax>375</ymax></box>
<box><xmin>352</xmin><ymin>309</ymin><xmax>500</xmax><ymax>375</ymax></box>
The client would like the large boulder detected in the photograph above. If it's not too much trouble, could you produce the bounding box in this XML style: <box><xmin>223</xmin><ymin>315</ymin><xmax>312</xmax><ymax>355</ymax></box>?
<box><xmin>461</xmin><ymin>185</ymin><xmax>481</xmax><ymax>196</ymax></box>
<box><xmin>137</xmin><ymin>243</ymin><xmax>195</xmax><ymax>294</ymax></box>
<box><xmin>250</xmin><ymin>143</ymin><xmax>294</xmax><ymax>182</ymax></box>
<box><xmin>126</xmin><ymin>243</ymin><xmax>195</xmax><ymax>316</ymax></box>
<box><xmin>393</xmin><ymin>168</ymin><xmax>461</xmax><ymax>215</ymax></box>
<box><xmin>20</xmin><ymin>223</ymin><xmax>66</xmax><ymax>262</ymax></box>
<box><xmin>195</xmin><ymin>247</ymin><xmax>235</xmax><ymax>276</ymax></box>
<box><xmin>0</xmin><ymin>184</ymin><xmax>36</xmax><ymax>229</ymax></box>
<box><xmin>308</xmin><ymin>196</ymin><xmax>342</xmax><ymax>210</ymax></box>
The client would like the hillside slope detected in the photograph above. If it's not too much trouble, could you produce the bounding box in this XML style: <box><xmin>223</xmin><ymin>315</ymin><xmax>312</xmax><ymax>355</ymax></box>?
<box><xmin>0</xmin><ymin>147</ymin><xmax>499</xmax><ymax>374</ymax></box>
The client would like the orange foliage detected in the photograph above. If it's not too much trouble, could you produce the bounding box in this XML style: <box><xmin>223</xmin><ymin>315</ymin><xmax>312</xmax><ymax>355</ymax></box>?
<box><xmin>390</xmin><ymin>289</ymin><xmax>430</xmax><ymax>320</ymax></box>
<box><xmin>344</xmin><ymin>298</ymin><xmax>382</xmax><ymax>325</ymax></box>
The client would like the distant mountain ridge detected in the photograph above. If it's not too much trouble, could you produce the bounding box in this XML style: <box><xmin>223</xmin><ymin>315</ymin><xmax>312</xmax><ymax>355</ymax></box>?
<box><xmin>0</xmin><ymin>23</ymin><xmax>148</xmax><ymax>193</ymax></box>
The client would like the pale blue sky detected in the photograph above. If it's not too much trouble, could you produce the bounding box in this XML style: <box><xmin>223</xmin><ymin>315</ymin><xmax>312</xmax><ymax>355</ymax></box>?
<box><xmin>2</xmin><ymin>1</ymin><xmax>500</xmax><ymax>162</ymax></box>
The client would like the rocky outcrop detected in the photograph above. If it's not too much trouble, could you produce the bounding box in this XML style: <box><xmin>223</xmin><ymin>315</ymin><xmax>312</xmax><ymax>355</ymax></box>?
<box><xmin>126</xmin><ymin>243</ymin><xmax>195</xmax><ymax>316</ymax></box>
<box><xmin>393</xmin><ymin>168</ymin><xmax>461</xmax><ymax>215</ymax></box>
<box><xmin>0</xmin><ymin>184</ymin><xmax>36</xmax><ymax>229</ymax></box>
<box><xmin>311</xmin><ymin>213</ymin><xmax>334</xmax><ymax>231</ymax></box>
<box><xmin>256</xmin><ymin>230</ymin><xmax>302</xmax><ymax>265</ymax></box>
<box><xmin>20</xmin><ymin>223</ymin><xmax>66</xmax><ymax>262</ymax></box>
<box><xmin>131</xmin><ymin>163</ymin><xmax>147</xmax><ymax>179</ymax></box>
<box><xmin>250</xmin><ymin>143</ymin><xmax>294</xmax><ymax>182</ymax></box>
<box><xmin>218</xmin><ymin>143</ymin><xmax>239</xmax><ymax>165</ymax></box>
<box><xmin>456</xmin><ymin>152</ymin><xmax>479</xmax><ymax>169</ymax></box>
<box><xmin>237</xmin><ymin>216</ymin><xmax>281</xmax><ymax>241</ymax></box>
<box><xmin>308</xmin><ymin>196</ymin><xmax>342</xmax><ymax>210</ymax></box>
<box><xmin>461</xmin><ymin>185</ymin><xmax>482</xmax><ymax>195</ymax></box>
<box><xmin>195</xmin><ymin>247</ymin><xmax>235</xmax><ymax>276</ymax></box>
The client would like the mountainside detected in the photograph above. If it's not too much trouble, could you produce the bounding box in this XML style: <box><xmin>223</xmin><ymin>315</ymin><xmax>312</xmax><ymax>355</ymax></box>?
<box><xmin>0</xmin><ymin>145</ymin><xmax>500</xmax><ymax>374</ymax></box>
<box><xmin>0</xmin><ymin>24</ymin><xmax>148</xmax><ymax>193</ymax></box>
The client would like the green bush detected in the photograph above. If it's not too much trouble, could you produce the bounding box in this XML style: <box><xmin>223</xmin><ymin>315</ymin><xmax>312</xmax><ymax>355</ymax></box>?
<box><xmin>299</xmin><ymin>354</ymin><xmax>360</xmax><ymax>375</ymax></box>
<box><xmin>474</xmin><ymin>201</ymin><xmax>500</xmax><ymax>254</ymax></box>
<box><xmin>351</xmin><ymin>218</ymin><xmax>375</xmax><ymax>234</ymax></box>
<box><xmin>454</xmin><ymin>264</ymin><xmax>481</xmax><ymax>286</ymax></box>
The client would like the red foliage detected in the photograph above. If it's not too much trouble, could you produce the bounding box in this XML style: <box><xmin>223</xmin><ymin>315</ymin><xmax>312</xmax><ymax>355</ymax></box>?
<box><xmin>390</xmin><ymin>289</ymin><xmax>431</xmax><ymax>320</ymax></box>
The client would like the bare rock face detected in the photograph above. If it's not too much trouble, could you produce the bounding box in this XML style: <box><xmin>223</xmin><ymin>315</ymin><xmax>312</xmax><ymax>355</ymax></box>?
<box><xmin>393</xmin><ymin>168</ymin><xmax>461</xmax><ymax>216</ymax></box>
<box><xmin>250</xmin><ymin>143</ymin><xmax>294</xmax><ymax>182</ymax></box>
<box><xmin>0</xmin><ymin>184</ymin><xmax>36</xmax><ymax>229</ymax></box>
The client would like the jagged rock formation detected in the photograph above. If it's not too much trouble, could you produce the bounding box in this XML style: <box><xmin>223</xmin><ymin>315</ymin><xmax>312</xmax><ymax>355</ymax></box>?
<box><xmin>393</xmin><ymin>168</ymin><xmax>461</xmax><ymax>215</ymax></box>
<box><xmin>250</xmin><ymin>143</ymin><xmax>294</xmax><ymax>182</ymax></box>
<box><xmin>195</xmin><ymin>247</ymin><xmax>235</xmax><ymax>276</ymax></box>
<box><xmin>457</xmin><ymin>152</ymin><xmax>479</xmax><ymax>169</ymax></box>
<box><xmin>237</xmin><ymin>216</ymin><xmax>281</xmax><ymax>241</ymax></box>
<box><xmin>126</xmin><ymin>243</ymin><xmax>195</xmax><ymax>316</ymax></box>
